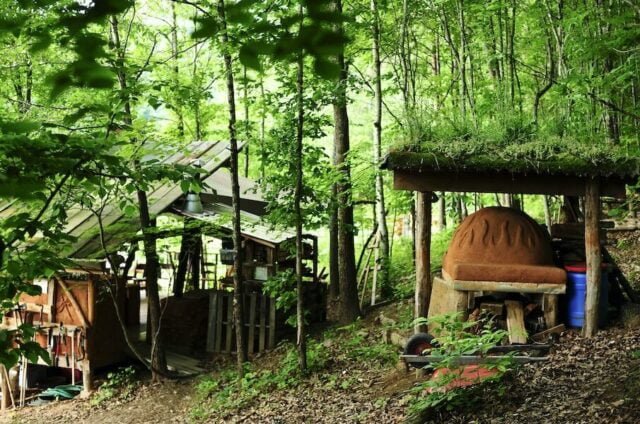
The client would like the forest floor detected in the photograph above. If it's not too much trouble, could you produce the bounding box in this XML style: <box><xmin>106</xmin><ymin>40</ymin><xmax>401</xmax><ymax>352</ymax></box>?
<box><xmin>3</xmin><ymin>231</ymin><xmax>640</xmax><ymax>424</ymax></box>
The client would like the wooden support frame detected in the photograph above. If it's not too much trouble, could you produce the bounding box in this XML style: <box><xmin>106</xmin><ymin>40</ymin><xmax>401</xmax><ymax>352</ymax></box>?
<box><xmin>414</xmin><ymin>191</ymin><xmax>432</xmax><ymax>333</ymax></box>
<box><xmin>394</xmin><ymin>169</ymin><xmax>628</xmax><ymax>197</ymax></box>
<box><xmin>584</xmin><ymin>178</ymin><xmax>602</xmax><ymax>337</ymax></box>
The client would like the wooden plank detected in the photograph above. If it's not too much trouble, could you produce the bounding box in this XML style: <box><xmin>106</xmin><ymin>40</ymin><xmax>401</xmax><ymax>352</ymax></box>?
<box><xmin>206</xmin><ymin>291</ymin><xmax>219</xmax><ymax>353</ymax></box>
<box><xmin>215</xmin><ymin>292</ymin><xmax>223</xmax><ymax>353</ymax></box>
<box><xmin>532</xmin><ymin>324</ymin><xmax>565</xmax><ymax>342</ymax></box>
<box><xmin>247</xmin><ymin>292</ymin><xmax>257</xmax><ymax>354</ymax></box>
<box><xmin>505</xmin><ymin>300</ymin><xmax>527</xmax><ymax>344</ymax></box>
<box><xmin>225</xmin><ymin>293</ymin><xmax>233</xmax><ymax>353</ymax></box>
<box><xmin>394</xmin><ymin>170</ymin><xmax>628</xmax><ymax>198</ymax></box>
<box><xmin>550</xmin><ymin>223</ymin><xmax>607</xmax><ymax>241</ymax></box>
<box><xmin>268</xmin><ymin>297</ymin><xmax>276</xmax><ymax>349</ymax></box>
<box><xmin>54</xmin><ymin>277</ymin><xmax>89</xmax><ymax>328</ymax></box>
<box><xmin>259</xmin><ymin>293</ymin><xmax>266</xmax><ymax>352</ymax></box>
<box><xmin>542</xmin><ymin>294</ymin><xmax>559</xmax><ymax>328</ymax></box>
<box><xmin>584</xmin><ymin>178</ymin><xmax>602</xmax><ymax>337</ymax></box>
<box><xmin>401</xmin><ymin>355</ymin><xmax>548</xmax><ymax>365</ymax></box>
<box><xmin>451</xmin><ymin>279</ymin><xmax>566</xmax><ymax>294</ymax></box>
<box><xmin>414</xmin><ymin>191</ymin><xmax>432</xmax><ymax>333</ymax></box>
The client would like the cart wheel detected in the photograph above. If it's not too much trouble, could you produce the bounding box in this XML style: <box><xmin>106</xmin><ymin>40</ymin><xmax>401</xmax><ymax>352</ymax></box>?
<box><xmin>403</xmin><ymin>332</ymin><xmax>438</xmax><ymax>356</ymax></box>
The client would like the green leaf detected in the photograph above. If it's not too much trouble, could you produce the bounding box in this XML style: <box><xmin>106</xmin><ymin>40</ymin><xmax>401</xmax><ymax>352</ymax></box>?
<box><xmin>239</xmin><ymin>44</ymin><xmax>263</xmax><ymax>72</ymax></box>
<box><xmin>313</xmin><ymin>58</ymin><xmax>340</xmax><ymax>79</ymax></box>
<box><xmin>192</xmin><ymin>16</ymin><xmax>220</xmax><ymax>39</ymax></box>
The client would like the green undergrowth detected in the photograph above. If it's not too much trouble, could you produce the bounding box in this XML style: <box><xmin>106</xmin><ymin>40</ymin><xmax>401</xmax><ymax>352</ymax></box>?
<box><xmin>391</xmin><ymin>229</ymin><xmax>454</xmax><ymax>300</ymax></box>
<box><xmin>90</xmin><ymin>366</ymin><xmax>139</xmax><ymax>407</ymax></box>
<box><xmin>190</xmin><ymin>319</ymin><xmax>399</xmax><ymax>421</ymax></box>
<box><xmin>405</xmin><ymin>313</ymin><xmax>514</xmax><ymax>423</ymax></box>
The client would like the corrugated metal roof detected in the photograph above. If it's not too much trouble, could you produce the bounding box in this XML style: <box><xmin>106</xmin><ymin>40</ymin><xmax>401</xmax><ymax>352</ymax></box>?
<box><xmin>176</xmin><ymin>203</ymin><xmax>295</xmax><ymax>247</ymax></box>
<box><xmin>66</xmin><ymin>141</ymin><xmax>237</xmax><ymax>258</ymax></box>
<box><xmin>1</xmin><ymin>140</ymin><xmax>247</xmax><ymax>259</ymax></box>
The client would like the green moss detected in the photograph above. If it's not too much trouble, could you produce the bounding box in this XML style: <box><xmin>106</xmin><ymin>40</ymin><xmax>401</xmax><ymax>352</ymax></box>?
<box><xmin>387</xmin><ymin>136</ymin><xmax>640</xmax><ymax>178</ymax></box>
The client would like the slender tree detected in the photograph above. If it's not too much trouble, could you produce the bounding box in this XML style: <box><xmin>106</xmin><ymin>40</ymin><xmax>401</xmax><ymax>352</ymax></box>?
<box><xmin>371</xmin><ymin>0</ymin><xmax>389</xmax><ymax>294</ymax></box>
<box><xmin>332</xmin><ymin>0</ymin><xmax>360</xmax><ymax>324</ymax></box>
<box><xmin>217</xmin><ymin>0</ymin><xmax>247</xmax><ymax>374</ymax></box>
<box><xmin>109</xmin><ymin>14</ymin><xmax>168</xmax><ymax>380</ymax></box>
<box><xmin>294</xmin><ymin>2</ymin><xmax>307</xmax><ymax>372</ymax></box>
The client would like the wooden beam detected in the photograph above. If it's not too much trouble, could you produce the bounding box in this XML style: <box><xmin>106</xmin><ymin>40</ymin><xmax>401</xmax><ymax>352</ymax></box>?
<box><xmin>394</xmin><ymin>170</ymin><xmax>627</xmax><ymax>197</ymax></box>
<box><xmin>584</xmin><ymin>178</ymin><xmax>602</xmax><ymax>337</ymax></box>
<box><xmin>414</xmin><ymin>192</ymin><xmax>432</xmax><ymax>333</ymax></box>
<box><xmin>450</xmin><ymin>279</ymin><xmax>566</xmax><ymax>294</ymax></box>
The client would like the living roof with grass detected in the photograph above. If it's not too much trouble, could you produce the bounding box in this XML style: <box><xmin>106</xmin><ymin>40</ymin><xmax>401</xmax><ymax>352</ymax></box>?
<box><xmin>384</xmin><ymin>126</ymin><xmax>640</xmax><ymax>179</ymax></box>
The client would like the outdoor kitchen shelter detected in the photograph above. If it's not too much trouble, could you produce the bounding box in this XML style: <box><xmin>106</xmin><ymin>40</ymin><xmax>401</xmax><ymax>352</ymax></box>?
<box><xmin>382</xmin><ymin>145</ymin><xmax>640</xmax><ymax>337</ymax></box>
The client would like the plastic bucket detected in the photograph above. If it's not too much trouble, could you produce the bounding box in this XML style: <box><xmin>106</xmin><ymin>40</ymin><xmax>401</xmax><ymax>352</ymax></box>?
<box><xmin>565</xmin><ymin>267</ymin><xmax>609</xmax><ymax>328</ymax></box>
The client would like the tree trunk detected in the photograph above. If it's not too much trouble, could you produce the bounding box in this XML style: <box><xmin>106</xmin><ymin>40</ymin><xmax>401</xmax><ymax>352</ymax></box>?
<box><xmin>436</xmin><ymin>192</ymin><xmax>446</xmax><ymax>232</ymax></box>
<box><xmin>332</xmin><ymin>0</ymin><xmax>360</xmax><ymax>324</ymax></box>
<box><xmin>328</xmin><ymin>186</ymin><xmax>340</xmax><ymax>300</ymax></box>
<box><xmin>371</xmin><ymin>0</ymin><xmax>389</xmax><ymax>291</ymax></box>
<box><xmin>217</xmin><ymin>0</ymin><xmax>247</xmax><ymax>373</ymax></box>
<box><xmin>543</xmin><ymin>195</ymin><xmax>552</xmax><ymax>234</ymax></box>
<box><xmin>294</xmin><ymin>5</ymin><xmax>307</xmax><ymax>371</ymax></box>
<box><xmin>190</xmin><ymin>235</ymin><xmax>201</xmax><ymax>290</ymax></box>
<box><xmin>243</xmin><ymin>65</ymin><xmax>250</xmax><ymax>177</ymax></box>
<box><xmin>110</xmin><ymin>15</ymin><xmax>167</xmax><ymax>380</ymax></box>
<box><xmin>173</xmin><ymin>225</ymin><xmax>190</xmax><ymax>297</ymax></box>
<box><xmin>171</xmin><ymin>1</ymin><xmax>184</xmax><ymax>138</ymax></box>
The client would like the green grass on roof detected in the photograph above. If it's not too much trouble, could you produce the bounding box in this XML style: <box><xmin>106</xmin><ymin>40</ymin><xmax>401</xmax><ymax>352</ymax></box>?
<box><xmin>388</xmin><ymin>136</ymin><xmax>640</xmax><ymax>178</ymax></box>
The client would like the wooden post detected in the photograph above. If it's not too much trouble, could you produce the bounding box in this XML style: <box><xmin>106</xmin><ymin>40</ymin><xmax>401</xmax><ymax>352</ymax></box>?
<box><xmin>542</xmin><ymin>294</ymin><xmax>558</xmax><ymax>328</ymax></box>
<box><xmin>584</xmin><ymin>178</ymin><xmax>602</xmax><ymax>337</ymax></box>
<box><xmin>414</xmin><ymin>191</ymin><xmax>432</xmax><ymax>333</ymax></box>
<box><xmin>247</xmin><ymin>292</ymin><xmax>256</xmax><ymax>354</ymax></box>
<box><xmin>312</xmin><ymin>236</ymin><xmax>318</xmax><ymax>284</ymax></box>
<box><xmin>206</xmin><ymin>291</ymin><xmax>219</xmax><ymax>353</ymax></box>
<box><xmin>82</xmin><ymin>359</ymin><xmax>92</xmax><ymax>395</ymax></box>
<box><xmin>1</xmin><ymin>365</ymin><xmax>8</xmax><ymax>411</ymax></box>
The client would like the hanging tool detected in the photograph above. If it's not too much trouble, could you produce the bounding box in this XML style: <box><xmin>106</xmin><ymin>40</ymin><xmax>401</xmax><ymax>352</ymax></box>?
<box><xmin>60</xmin><ymin>324</ymin><xmax>69</xmax><ymax>368</ymax></box>
<box><xmin>70</xmin><ymin>329</ymin><xmax>76</xmax><ymax>385</ymax></box>
<box><xmin>77</xmin><ymin>330</ymin><xmax>86</xmax><ymax>361</ymax></box>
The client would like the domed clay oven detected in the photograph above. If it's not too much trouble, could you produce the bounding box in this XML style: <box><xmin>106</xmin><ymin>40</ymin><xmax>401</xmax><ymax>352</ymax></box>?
<box><xmin>442</xmin><ymin>207</ymin><xmax>566</xmax><ymax>285</ymax></box>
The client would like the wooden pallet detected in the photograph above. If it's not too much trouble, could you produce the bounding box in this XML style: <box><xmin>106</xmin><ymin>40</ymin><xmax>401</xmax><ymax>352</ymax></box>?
<box><xmin>206</xmin><ymin>290</ymin><xmax>276</xmax><ymax>354</ymax></box>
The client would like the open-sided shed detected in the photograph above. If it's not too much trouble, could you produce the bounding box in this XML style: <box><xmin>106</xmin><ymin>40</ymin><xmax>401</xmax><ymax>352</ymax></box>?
<box><xmin>383</xmin><ymin>146</ymin><xmax>640</xmax><ymax>337</ymax></box>
<box><xmin>0</xmin><ymin>140</ymin><xmax>323</xmax><ymax>399</ymax></box>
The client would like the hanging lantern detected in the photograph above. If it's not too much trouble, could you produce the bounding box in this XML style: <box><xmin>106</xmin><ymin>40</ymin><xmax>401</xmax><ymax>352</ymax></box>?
<box><xmin>184</xmin><ymin>192</ymin><xmax>203</xmax><ymax>214</ymax></box>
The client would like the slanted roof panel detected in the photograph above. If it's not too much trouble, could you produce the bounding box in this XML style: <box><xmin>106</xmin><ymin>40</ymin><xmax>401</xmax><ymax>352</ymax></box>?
<box><xmin>65</xmin><ymin>140</ymin><xmax>241</xmax><ymax>259</ymax></box>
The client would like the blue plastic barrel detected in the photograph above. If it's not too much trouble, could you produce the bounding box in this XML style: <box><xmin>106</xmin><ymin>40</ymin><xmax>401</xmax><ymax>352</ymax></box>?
<box><xmin>565</xmin><ymin>264</ymin><xmax>609</xmax><ymax>328</ymax></box>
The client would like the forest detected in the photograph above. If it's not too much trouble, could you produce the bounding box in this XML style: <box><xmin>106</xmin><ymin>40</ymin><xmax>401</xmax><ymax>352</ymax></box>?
<box><xmin>1</xmin><ymin>0</ymin><xmax>640</xmax><ymax>423</ymax></box>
